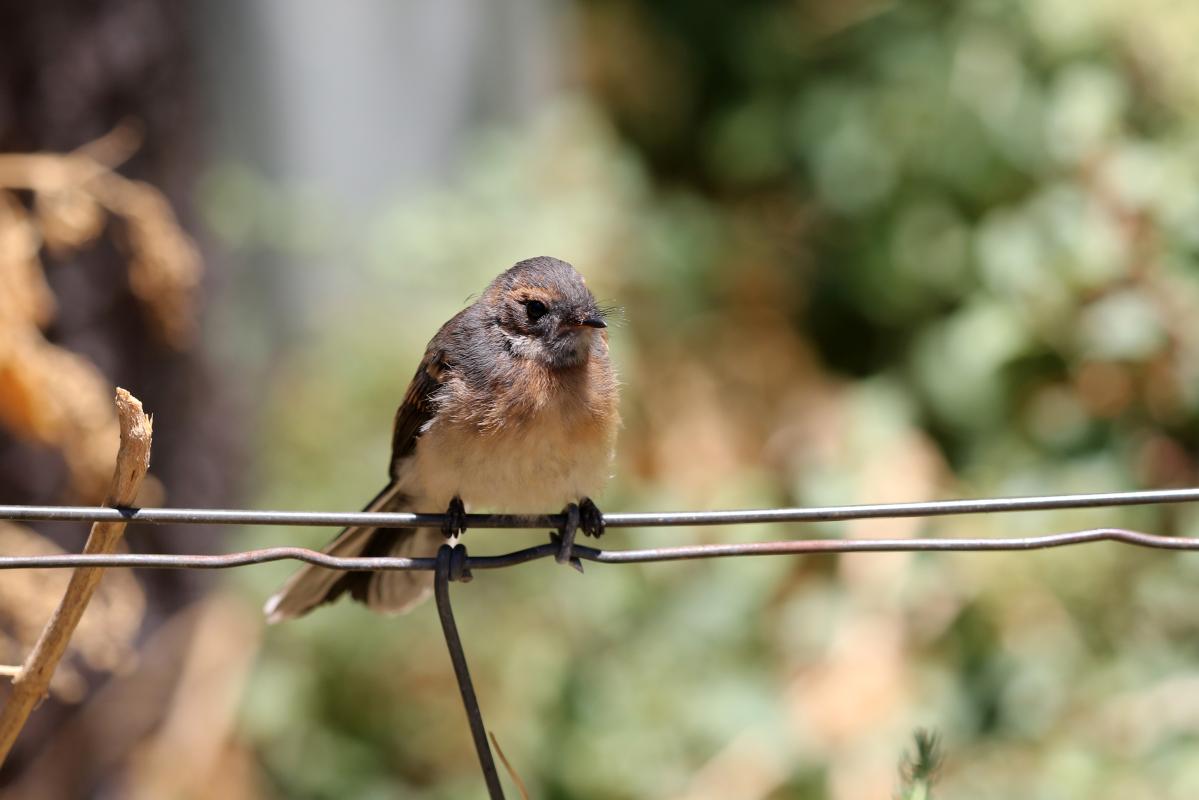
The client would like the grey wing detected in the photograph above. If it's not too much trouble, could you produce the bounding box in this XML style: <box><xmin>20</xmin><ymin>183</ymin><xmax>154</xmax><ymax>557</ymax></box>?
<box><xmin>263</xmin><ymin>315</ymin><xmax>465</xmax><ymax>622</ymax></box>
<box><xmin>389</xmin><ymin>335</ymin><xmax>454</xmax><ymax>474</ymax></box>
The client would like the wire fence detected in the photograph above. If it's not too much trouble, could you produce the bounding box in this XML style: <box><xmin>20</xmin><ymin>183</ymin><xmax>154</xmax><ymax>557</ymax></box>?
<box><xmin>3</xmin><ymin>487</ymin><xmax>1199</xmax><ymax>798</ymax></box>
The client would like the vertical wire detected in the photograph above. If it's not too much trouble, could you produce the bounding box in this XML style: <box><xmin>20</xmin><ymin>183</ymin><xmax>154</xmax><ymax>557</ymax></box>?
<box><xmin>433</xmin><ymin>545</ymin><xmax>506</xmax><ymax>799</ymax></box>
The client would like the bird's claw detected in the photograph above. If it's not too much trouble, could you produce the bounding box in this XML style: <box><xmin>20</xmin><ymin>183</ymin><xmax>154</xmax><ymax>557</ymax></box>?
<box><xmin>579</xmin><ymin>497</ymin><xmax>605</xmax><ymax>538</ymax></box>
<box><xmin>442</xmin><ymin>496</ymin><xmax>466</xmax><ymax>538</ymax></box>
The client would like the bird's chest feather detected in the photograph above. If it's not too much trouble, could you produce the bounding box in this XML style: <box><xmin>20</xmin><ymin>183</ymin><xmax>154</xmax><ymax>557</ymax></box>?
<box><xmin>401</xmin><ymin>361</ymin><xmax>617</xmax><ymax>510</ymax></box>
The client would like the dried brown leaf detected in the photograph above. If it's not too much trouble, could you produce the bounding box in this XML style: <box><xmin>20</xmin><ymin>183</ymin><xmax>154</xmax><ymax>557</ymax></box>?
<box><xmin>34</xmin><ymin>187</ymin><xmax>106</xmax><ymax>256</ymax></box>
<box><xmin>0</xmin><ymin>124</ymin><xmax>202</xmax><ymax>350</ymax></box>
<box><xmin>0</xmin><ymin>331</ymin><xmax>120</xmax><ymax>500</ymax></box>
<box><xmin>0</xmin><ymin>192</ymin><xmax>55</xmax><ymax>327</ymax></box>
<box><xmin>0</xmin><ymin>125</ymin><xmax>202</xmax><ymax>498</ymax></box>
<box><xmin>123</xmin><ymin>205</ymin><xmax>202</xmax><ymax>348</ymax></box>
<box><xmin>0</xmin><ymin>522</ymin><xmax>144</xmax><ymax>691</ymax></box>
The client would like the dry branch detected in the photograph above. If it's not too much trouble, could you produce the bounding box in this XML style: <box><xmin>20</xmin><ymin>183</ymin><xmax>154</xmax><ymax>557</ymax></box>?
<box><xmin>0</xmin><ymin>388</ymin><xmax>151</xmax><ymax>766</ymax></box>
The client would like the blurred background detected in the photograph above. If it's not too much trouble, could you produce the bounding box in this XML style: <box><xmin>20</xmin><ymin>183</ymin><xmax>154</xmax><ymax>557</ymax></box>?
<box><xmin>2</xmin><ymin>0</ymin><xmax>1199</xmax><ymax>797</ymax></box>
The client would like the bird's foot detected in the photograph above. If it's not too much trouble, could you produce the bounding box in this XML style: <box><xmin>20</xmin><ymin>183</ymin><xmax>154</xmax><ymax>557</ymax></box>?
<box><xmin>553</xmin><ymin>502</ymin><xmax>585</xmax><ymax>572</ymax></box>
<box><xmin>442</xmin><ymin>496</ymin><xmax>466</xmax><ymax>538</ymax></box>
<box><xmin>579</xmin><ymin>497</ymin><xmax>605</xmax><ymax>538</ymax></box>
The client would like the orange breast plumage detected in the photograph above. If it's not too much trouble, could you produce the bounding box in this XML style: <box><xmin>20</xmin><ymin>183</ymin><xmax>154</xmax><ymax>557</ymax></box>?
<box><xmin>399</xmin><ymin>351</ymin><xmax>619</xmax><ymax>511</ymax></box>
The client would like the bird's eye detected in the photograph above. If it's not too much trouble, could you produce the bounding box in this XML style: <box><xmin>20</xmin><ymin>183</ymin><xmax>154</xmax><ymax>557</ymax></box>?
<box><xmin>525</xmin><ymin>299</ymin><xmax>548</xmax><ymax>322</ymax></box>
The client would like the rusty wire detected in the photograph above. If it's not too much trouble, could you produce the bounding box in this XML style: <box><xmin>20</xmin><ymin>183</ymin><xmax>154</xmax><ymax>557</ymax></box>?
<box><xmin>4</xmin><ymin>488</ymin><xmax>1199</xmax><ymax>798</ymax></box>
<box><xmin>0</xmin><ymin>527</ymin><xmax>1195</xmax><ymax>571</ymax></box>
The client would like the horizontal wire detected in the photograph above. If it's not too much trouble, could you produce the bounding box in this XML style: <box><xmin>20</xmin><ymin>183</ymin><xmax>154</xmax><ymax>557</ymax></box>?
<box><xmin>2</xmin><ymin>486</ymin><xmax>1199</xmax><ymax>530</ymax></box>
<box><xmin>0</xmin><ymin>528</ymin><xmax>1194</xmax><ymax>571</ymax></box>
<box><xmin>16</xmin><ymin>492</ymin><xmax>1192</xmax><ymax>797</ymax></box>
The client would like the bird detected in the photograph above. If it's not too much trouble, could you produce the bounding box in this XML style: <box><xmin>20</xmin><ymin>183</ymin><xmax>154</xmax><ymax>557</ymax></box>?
<box><xmin>264</xmin><ymin>257</ymin><xmax>619</xmax><ymax>622</ymax></box>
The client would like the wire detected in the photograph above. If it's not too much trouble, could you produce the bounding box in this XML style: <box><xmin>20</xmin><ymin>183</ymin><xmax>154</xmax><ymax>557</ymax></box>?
<box><xmin>0</xmin><ymin>528</ymin><xmax>1194</xmax><ymax>572</ymax></box>
<box><xmin>2</xmin><ymin>486</ymin><xmax>1199</xmax><ymax>529</ymax></box>
<box><xmin>3</xmin><ymin>490</ymin><xmax>1197</xmax><ymax>799</ymax></box>
<box><xmin>434</xmin><ymin>546</ymin><xmax>505</xmax><ymax>798</ymax></box>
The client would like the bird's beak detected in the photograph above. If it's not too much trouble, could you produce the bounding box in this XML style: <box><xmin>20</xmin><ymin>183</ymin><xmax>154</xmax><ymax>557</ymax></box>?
<box><xmin>577</xmin><ymin>316</ymin><xmax>607</xmax><ymax>329</ymax></box>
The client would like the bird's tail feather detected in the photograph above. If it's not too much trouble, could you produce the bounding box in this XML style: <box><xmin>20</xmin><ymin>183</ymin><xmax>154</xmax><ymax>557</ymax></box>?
<box><xmin>263</xmin><ymin>483</ymin><xmax>442</xmax><ymax>623</ymax></box>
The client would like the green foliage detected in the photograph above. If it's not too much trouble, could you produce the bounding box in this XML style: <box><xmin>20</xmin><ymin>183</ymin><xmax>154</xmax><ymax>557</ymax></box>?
<box><xmin>897</xmin><ymin>729</ymin><xmax>943</xmax><ymax>800</ymax></box>
<box><xmin>208</xmin><ymin>0</ymin><xmax>1199</xmax><ymax>796</ymax></box>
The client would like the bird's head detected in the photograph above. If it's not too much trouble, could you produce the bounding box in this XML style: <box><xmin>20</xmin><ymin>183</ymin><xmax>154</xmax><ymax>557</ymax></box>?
<box><xmin>487</xmin><ymin>257</ymin><xmax>607</xmax><ymax>369</ymax></box>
